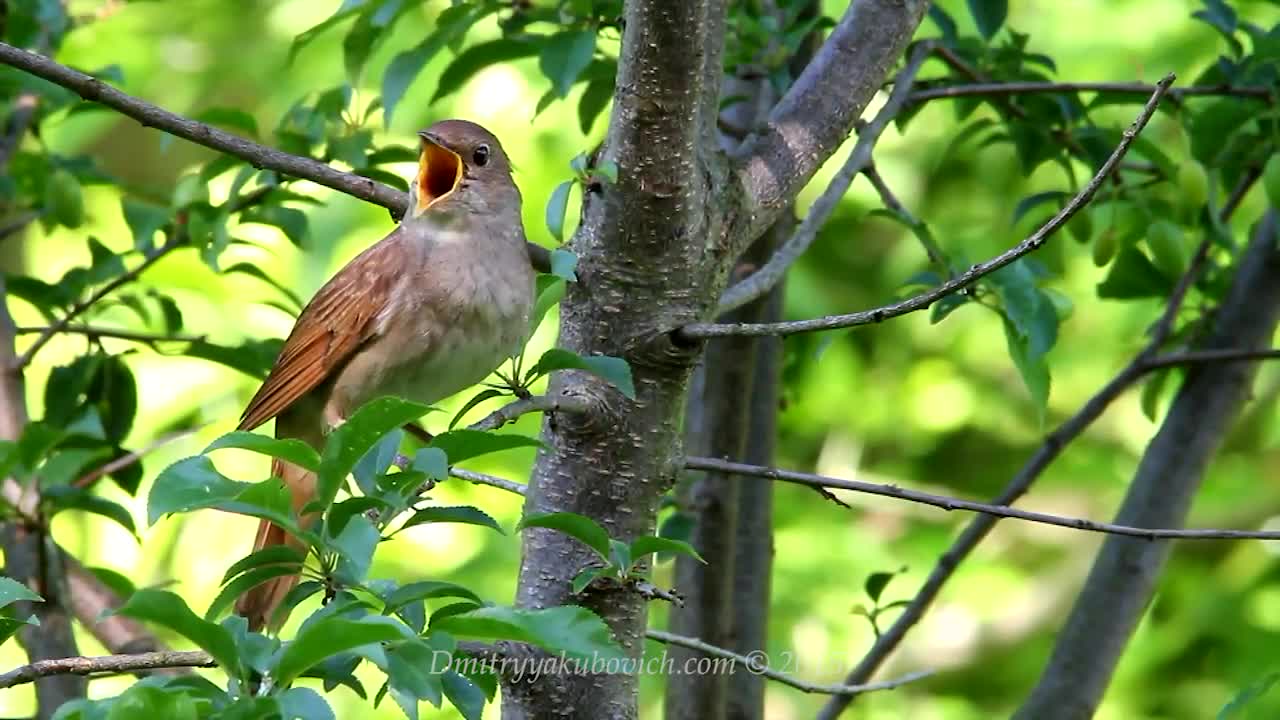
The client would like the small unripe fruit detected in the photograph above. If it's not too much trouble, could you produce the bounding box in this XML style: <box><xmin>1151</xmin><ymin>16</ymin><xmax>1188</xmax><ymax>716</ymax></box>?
<box><xmin>1177</xmin><ymin>162</ymin><xmax>1210</xmax><ymax>209</ymax></box>
<box><xmin>1146</xmin><ymin>220</ymin><xmax>1186</xmax><ymax>278</ymax></box>
<box><xmin>46</xmin><ymin>169</ymin><xmax>84</xmax><ymax>229</ymax></box>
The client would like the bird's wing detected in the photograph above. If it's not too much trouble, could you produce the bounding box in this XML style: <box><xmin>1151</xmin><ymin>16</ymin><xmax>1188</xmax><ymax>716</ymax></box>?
<box><xmin>237</xmin><ymin>227</ymin><xmax>404</xmax><ymax>432</ymax></box>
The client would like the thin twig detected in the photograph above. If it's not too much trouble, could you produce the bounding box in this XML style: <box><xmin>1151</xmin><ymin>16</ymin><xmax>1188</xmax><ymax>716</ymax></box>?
<box><xmin>908</xmin><ymin>80</ymin><xmax>1271</xmax><ymax>105</ymax></box>
<box><xmin>14</xmin><ymin>237</ymin><xmax>186</xmax><ymax>369</ymax></box>
<box><xmin>15</xmin><ymin>325</ymin><xmax>207</xmax><ymax>345</ymax></box>
<box><xmin>0</xmin><ymin>650</ymin><xmax>214</xmax><ymax>689</ymax></box>
<box><xmin>448</xmin><ymin>467</ymin><xmax>527</xmax><ymax>496</ymax></box>
<box><xmin>0</xmin><ymin>211</ymin><xmax>38</xmax><ymax>242</ymax></box>
<box><xmin>468</xmin><ymin>394</ymin><xmax>596</xmax><ymax>433</ymax></box>
<box><xmin>685</xmin><ymin>456</ymin><xmax>1280</xmax><ymax>540</ymax></box>
<box><xmin>645</xmin><ymin>629</ymin><xmax>931</xmax><ymax>696</ymax></box>
<box><xmin>863</xmin><ymin>164</ymin><xmax>938</xmax><ymax>265</ymax></box>
<box><xmin>681</xmin><ymin>73</ymin><xmax>1176</xmax><ymax>340</ymax></box>
<box><xmin>718</xmin><ymin>43</ymin><xmax>932</xmax><ymax>313</ymax></box>
<box><xmin>73</xmin><ymin>429</ymin><xmax>199</xmax><ymax>489</ymax></box>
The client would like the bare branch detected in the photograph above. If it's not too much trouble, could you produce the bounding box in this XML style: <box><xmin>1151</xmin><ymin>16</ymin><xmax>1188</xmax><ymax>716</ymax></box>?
<box><xmin>0</xmin><ymin>42</ymin><xmax>405</xmax><ymax>215</ymax></box>
<box><xmin>646</xmin><ymin>629</ymin><xmax>931</xmax><ymax>696</ymax></box>
<box><xmin>16</xmin><ymin>325</ymin><xmax>206</xmax><ymax>346</ymax></box>
<box><xmin>449</xmin><ymin>467</ymin><xmax>527</xmax><ymax>496</ymax></box>
<box><xmin>908</xmin><ymin>79</ymin><xmax>1271</xmax><ymax>105</ymax></box>
<box><xmin>732</xmin><ymin>0</ymin><xmax>929</xmax><ymax>244</ymax></box>
<box><xmin>684</xmin><ymin>73</ymin><xmax>1176</xmax><ymax>340</ymax></box>
<box><xmin>0</xmin><ymin>651</ymin><xmax>214</xmax><ymax>689</ymax></box>
<box><xmin>468</xmin><ymin>394</ymin><xmax>597</xmax><ymax>433</ymax></box>
<box><xmin>685</xmin><ymin>455</ymin><xmax>1280</xmax><ymax>540</ymax></box>
<box><xmin>718</xmin><ymin>42</ymin><xmax>932</xmax><ymax>313</ymax></box>
<box><xmin>815</xmin><ymin>214</ymin><xmax>1275</xmax><ymax>720</ymax></box>
<box><xmin>14</xmin><ymin>236</ymin><xmax>186</xmax><ymax>369</ymax></box>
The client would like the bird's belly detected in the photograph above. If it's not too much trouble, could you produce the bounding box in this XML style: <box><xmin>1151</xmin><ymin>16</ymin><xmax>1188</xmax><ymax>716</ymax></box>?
<box><xmin>379</xmin><ymin>324</ymin><xmax>517</xmax><ymax>407</ymax></box>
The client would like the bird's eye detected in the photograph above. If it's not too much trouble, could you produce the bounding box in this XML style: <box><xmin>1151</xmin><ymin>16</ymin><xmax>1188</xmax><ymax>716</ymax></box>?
<box><xmin>473</xmin><ymin>144</ymin><xmax>490</xmax><ymax>167</ymax></box>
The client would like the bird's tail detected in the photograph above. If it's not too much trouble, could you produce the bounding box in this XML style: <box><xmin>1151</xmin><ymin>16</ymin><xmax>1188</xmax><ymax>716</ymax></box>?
<box><xmin>235</xmin><ymin>456</ymin><xmax>316</xmax><ymax>632</ymax></box>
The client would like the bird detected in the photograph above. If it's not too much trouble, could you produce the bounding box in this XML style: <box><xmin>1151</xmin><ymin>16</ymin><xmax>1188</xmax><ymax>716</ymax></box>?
<box><xmin>232</xmin><ymin>119</ymin><xmax>535</xmax><ymax>632</ymax></box>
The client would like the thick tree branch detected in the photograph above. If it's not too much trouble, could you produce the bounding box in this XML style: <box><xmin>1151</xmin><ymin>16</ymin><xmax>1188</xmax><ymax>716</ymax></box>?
<box><xmin>1015</xmin><ymin>211</ymin><xmax>1280</xmax><ymax>720</ymax></box>
<box><xmin>731</xmin><ymin>0</ymin><xmax>927</xmax><ymax>245</ymax></box>
<box><xmin>718</xmin><ymin>42</ymin><xmax>932</xmax><ymax>314</ymax></box>
<box><xmin>646</xmin><ymin>630</ymin><xmax>931</xmax><ymax>696</ymax></box>
<box><xmin>685</xmin><ymin>454</ymin><xmax>1280</xmax><ymax>540</ymax></box>
<box><xmin>0</xmin><ymin>651</ymin><xmax>214</xmax><ymax>689</ymax></box>
<box><xmin>685</xmin><ymin>73</ymin><xmax>1175</xmax><ymax>340</ymax></box>
<box><xmin>732</xmin><ymin>0</ymin><xmax>928</xmax><ymax>246</ymax></box>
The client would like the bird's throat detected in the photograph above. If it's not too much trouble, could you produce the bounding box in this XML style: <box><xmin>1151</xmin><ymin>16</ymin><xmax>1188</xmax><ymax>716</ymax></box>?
<box><xmin>416</xmin><ymin>143</ymin><xmax>463</xmax><ymax>214</ymax></box>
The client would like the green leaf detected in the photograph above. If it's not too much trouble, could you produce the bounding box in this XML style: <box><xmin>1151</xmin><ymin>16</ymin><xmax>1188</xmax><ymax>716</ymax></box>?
<box><xmin>433</xmin><ymin>605</ymin><xmax>625</xmax><ymax>663</ymax></box>
<box><xmin>550</xmin><ymin>248</ymin><xmax>578</xmax><ymax>282</ymax></box>
<box><xmin>411</xmin><ymin>447</ymin><xmax>449</xmax><ymax>483</ymax></box>
<box><xmin>967</xmin><ymin>0</ymin><xmax>1007</xmax><ymax>39</ymax></box>
<box><xmin>104</xmin><ymin>684</ymin><xmax>199</xmax><ymax>720</ymax></box>
<box><xmin>400</xmin><ymin>506</ymin><xmax>504</xmax><ymax>534</ymax></box>
<box><xmin>148</xmin><ymin>457</ymin><xmax>305</xmax><ymax>539</ymax></box>
<box><xmin>442</xmin><ymin>671</ymin><xmax>487</xmax><ymax>720</ymax></box>
<box><xmin>628</xmin><ymin>536</ymin><xmax>704</xmax><ymax>566</ymax></box>
<box><xmin>204</xmin><ymin>431</ymin><xmax>320</xmax><ymax>473</ymax></box>
<box><xmin>184</xmin><ymin>338</ymin><xmax>282</xmax><ymax>380</ymax></box>
<box><xmin>278</xmin><ymin>687</ymin><xmax>335</xmax><ymax>720</ymax></box>
<box><xmin>385</xmin><ymin>638</ymin><xmax>444</xmax><ymax>707</ymax></box>
<box><xmin>1218</xmin><ymin>671</ymin><xmax>1280</xmax><ymax>719</ymax></box>
<box><xmin>432</xmin><ymin>38</ymin><xmax>542</xmax><ymax>104</ymax></box>
<box><xmin>381</xmin><ymin>4</ymin><xmax>481</xmax><ymax>125</ymax></box>
<box><xmin>206</xmin><ymin>564</ymin><xmax>301</xmax><ymax>622</ymax></box>
<box><xmin>530</xmin><ymin>275</ymin><xmax>566</xmax><ymax>333</ymax></box>
<box><xmin>316</xmin><ymin>397</ymin><xmax>432</xmax><ymax>511</ymax></box>
<box><xmin>242</xmin><ymin>206</ymin><xmax>309</xmax><ymax>246</ymax></box>
<box><xmin>221</xmin><ymin>545</ymin><xmax>307</xmax><ymax>586</ymax></box>
<box><xmin>224</xmin><ymin>262</ymin><xmax>305</xmax><ymax>311</ymax></box>
<box><xmin>428</xmin><ymin>429</ymin><xmax>542</xmax><ymax>464</ymax></box>
<box><xmin>288</xmin><ymin>0</ymin><xmax>369</xmax><ymax>63</ymax></box>
<box><xmin>448</xmin><ymin>389</ymin><xmax>507</xmax><ymax>430</ymax></box>
<box><xmin>331</xmin><ymin>516</ymin><xmax>381</xmax><ymax>586</ymax></box>
<box><xmin>545</xmin><ymin>180</ymin><xmax>574</xmax><ymax>242</ymax></box>
<box><xmin>990</xmin><ymin>262</ymin><xmax>1058</xmax><ymax>361</ymax></box>
<box><xmin>272</xmin><ymin>615</ymin><xmax>412</xmax><ymax>686</ymax></box>
<box><xmin>571</xmin><ymin>567</ymin><xmax>603</xmax><ymax>594</ymax></box>
<box><xmin>0</xmin><ymin>576</ymin><xmax>41</xmax><ymax>609</ymax></box>
<box><xmin>526</xmin><ymin>348</ymin><xmax>636</xmax><ymax>399</ymax></box>
<box><xmin>121</xmin><ymin>199</ymin><xmax>171</xmax><ymax>253</ymax></box>
<box><xmin>578</xmin><ymin>76</ymin><xmax>613</xmax><ymax>134</ymax></box>
<box><xmin>1096</xmin><ymin>247</ymin><xmax>1175</xmax><ymax>299</ymax></box>
<box><xmin>1001</xmin><ymin>316</ymin><xmax>1050</xmax><ymax>420</ymax></box>
<box><xmin>539</xmin><ymin>30</ymin><xmax>596</xmax><ymax>98</ymax></box>
<box><xmin>383</xmin><ymin>580</ymin><xmax>482</xmax><ymax>612</ymax></box>
<box><xmin>864</xmin><ymin>572</ymin><xmax>896</xmax><ymax>603</ymax></box>
<box><xmin>43</xmin><ymin>487</ymin><xmax>137</xmax><ymax>536</ymax></box>
<box><xmin>116</xmin><ymin>589</ymin><xmax>240</xmax><ymax>674</ymax></box>
<box><xmin>517</xmin><ymin>511</ymin><xmax>611</xmax><ymax>560</ymax></box>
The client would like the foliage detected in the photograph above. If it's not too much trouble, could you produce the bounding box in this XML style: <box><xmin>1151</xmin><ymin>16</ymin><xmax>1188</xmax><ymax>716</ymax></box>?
<box><xmin>0</xmin><ymin>0</ymin><xmax>1279</xmax><ymax>719</ymax></box>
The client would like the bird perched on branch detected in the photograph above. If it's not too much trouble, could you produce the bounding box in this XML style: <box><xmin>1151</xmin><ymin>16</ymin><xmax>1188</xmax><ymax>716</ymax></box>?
<box><xmin>233</xmin><ymin>119</ymin><xmax>534</xmax><ymax>631</ymax></box>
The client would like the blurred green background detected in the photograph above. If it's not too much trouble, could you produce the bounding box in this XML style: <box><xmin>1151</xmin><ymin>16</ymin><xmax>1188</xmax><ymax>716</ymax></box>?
<box><xmin>5</xmin><ymin>0</ymin><xmax>1280</xmax><ymax>717</ymax></box>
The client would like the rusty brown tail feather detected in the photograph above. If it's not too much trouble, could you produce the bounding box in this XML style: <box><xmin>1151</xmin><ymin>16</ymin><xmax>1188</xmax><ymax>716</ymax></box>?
<box><xmin>235</xmin><ymin>457</ymin><xmax>316</xmax><ymax>632</ymax></box>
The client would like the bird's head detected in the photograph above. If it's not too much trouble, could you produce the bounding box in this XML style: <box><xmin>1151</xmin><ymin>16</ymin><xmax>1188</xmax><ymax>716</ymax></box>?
<box><xmin>408</xmin><ymin>119</ymin><xmax>517</xmax><ymax>219</ymax></box>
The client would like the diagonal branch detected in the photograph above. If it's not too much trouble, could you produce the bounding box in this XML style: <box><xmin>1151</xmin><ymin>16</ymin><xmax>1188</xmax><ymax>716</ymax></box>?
<box><xmin>717</xmin><ymin>42</ymin><xmax>932</xmax><ymax>314</ymax></box>
<box><xmin>0</xmin><ymin>42</ymin><xmax>553</xmax><ymax>272</ymax></box>
<box><xmin>16</xmin><ymin>325</ymin><xmax>207</xmax><ymax>346</ymax></box>
<box><xmin>731</xmin><ymin>0</ymin><xmax>929</xmax><ymax>247</ymax></box>
<box><xmin>0</xmin><ymin>42</ymin><xmax>404</xmax><ymax>214</ymax></box>
<box><xmin>683</xmin><ymin>73</ymin><xmax>1175</xmax><ymax>340</ymax></box>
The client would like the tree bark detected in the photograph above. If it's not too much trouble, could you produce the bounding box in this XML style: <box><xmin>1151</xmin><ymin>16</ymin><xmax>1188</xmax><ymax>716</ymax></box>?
<box><xmin>1013</xmin><ymin>211</ymin><xmax>1280</xmax><ymax>720</ymax></box>
<box><xmin>502</xmin><ymin>1</ymin><xmax>926</xmax><ymax>716</ymax></box>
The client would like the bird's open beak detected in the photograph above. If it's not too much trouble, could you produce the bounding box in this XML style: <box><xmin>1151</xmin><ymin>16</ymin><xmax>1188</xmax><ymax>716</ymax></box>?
<box><xmin>415</xmin><ymin>131</ymin><xmax>463</xmax><ymax>213</ymax></box>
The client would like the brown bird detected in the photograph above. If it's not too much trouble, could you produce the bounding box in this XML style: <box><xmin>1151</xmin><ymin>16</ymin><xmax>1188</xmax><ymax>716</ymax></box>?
<box><xmin>233</xmin><ymin>119</ymin><xmax>534</xmax><ymax>631</ymax></box>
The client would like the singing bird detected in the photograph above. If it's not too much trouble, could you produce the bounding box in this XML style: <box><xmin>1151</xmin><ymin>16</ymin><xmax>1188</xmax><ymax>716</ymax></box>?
<box><xmin>233</xmin><ymin>119</ymin><xmax>535</xmax><ymax>631</ymax></box>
